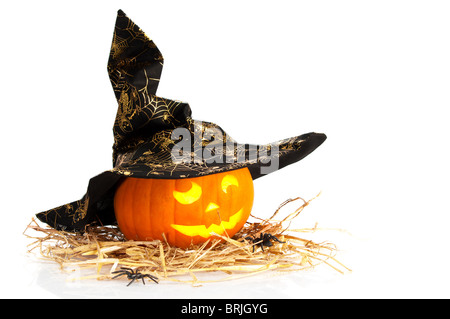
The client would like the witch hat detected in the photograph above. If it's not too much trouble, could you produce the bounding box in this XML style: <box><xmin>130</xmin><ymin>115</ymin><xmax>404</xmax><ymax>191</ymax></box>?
<box><xmin>36</xmin><ymin>10</ymin><xmax>326</xmax><ymax>232</ymax></box>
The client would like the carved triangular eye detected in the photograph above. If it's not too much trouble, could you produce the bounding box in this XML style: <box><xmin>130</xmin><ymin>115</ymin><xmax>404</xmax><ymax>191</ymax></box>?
<box><xmin>221</xmin><ymin>175</ymin><xmax>239</xmax><ymax>193</ymax></box>
<box><xmin>205</xmin><ymin>202</ymin><xmax>220</xmax><ymax>212</ymax></box>
<box><xmin>173</xmin><ymin>182</ymin><xmax>202</xmax><ymax>204</ymax></box>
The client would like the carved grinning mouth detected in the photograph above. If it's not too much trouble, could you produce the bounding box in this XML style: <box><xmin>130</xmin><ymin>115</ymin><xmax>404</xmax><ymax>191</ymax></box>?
<box><xmin>171</xmin><ymin>208</ymin><xmax>244</xmax><ymax>238</ymax></box>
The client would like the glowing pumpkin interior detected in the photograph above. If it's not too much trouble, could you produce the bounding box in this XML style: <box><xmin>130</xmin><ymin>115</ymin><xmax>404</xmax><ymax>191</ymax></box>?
<box><xmin>114</xmin><ymin>168</ymin><xmax>254</xmax><ymax>248</ymax></box>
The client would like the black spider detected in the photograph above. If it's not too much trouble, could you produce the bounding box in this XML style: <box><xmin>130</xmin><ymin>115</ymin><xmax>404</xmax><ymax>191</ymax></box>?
<box><xmin>246</xmin><ymin>233</ymin><xmax>286</xmax><ymax>252</ymax></box>
<box><xmin>112</xmin><ymin>267</ymin><xmax>159</xmax><ymax>286</ymax></box>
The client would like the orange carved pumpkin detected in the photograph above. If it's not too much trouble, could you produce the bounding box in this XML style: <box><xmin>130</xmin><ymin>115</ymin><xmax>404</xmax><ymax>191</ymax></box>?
<box><xmin>114</xmin><ymin>168</ymin><xmax>254</xmax><ymax>248</ymax></box>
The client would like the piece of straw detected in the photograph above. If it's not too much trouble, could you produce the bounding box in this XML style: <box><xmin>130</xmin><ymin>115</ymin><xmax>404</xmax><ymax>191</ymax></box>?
<box><xmin>24</xmin><ymin>194</ymin><xmax>350</xmax><ymax>285</ymax></box>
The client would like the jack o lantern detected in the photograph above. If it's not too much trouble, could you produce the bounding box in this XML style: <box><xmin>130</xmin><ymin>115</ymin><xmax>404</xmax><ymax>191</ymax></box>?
<box><xmin>114</xmin><ymin>167</ymin><xmax>254</xmax><ymax>248</ymax></box>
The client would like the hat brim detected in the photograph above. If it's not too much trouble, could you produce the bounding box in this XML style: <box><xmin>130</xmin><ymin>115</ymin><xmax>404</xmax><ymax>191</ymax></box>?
<box><xmin>36</xmin><ymin>130</ymin><xmax>326</xmax><ymax>232</ymax></box>
<box><xmin>113</xmin><ymin>130</ymin><xmax>326</xmax><ymax>180</ymax></box>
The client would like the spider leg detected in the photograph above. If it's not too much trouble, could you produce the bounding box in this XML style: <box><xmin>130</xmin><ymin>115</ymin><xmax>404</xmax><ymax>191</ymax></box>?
<box><xmin>253</xmin><ymin>238</ymin><xmax>261</xmax><ymax>252</ymax></box>
<box><xmin>144</xmin><ymin>274</ymin><xmax>159</xmax><ymax>284</ymax></box>
<box><xmin>111</xmin><ymin>271</ymin><xmax>127</xmax><ymax>279</ymax></box>
<box><xmin>258</xmin><ymin>234</ymin><xmax>265</xmax><ymax>252</ymax></box>
<box><xmin>244</xmin><ymin>236</ymin><xmax>257</xmax><ymax>252</ymax></box>
<box><xmin>112</xmin><ymin>268</ymin><xmax>133</xmax><ymax>277</ymax></box>
<box><xmin>111</xmin><ymin>270</ymin><xmax>124</xmax><ymax>275</ymax></box>
<box><xmin>127</xmin><ymin>277</ymin><xmax>136</xmax><ymax>287</ymax></box>
<box><xmin>269</xmin><ymin>234</ymin><xmax>286</xmax><ymax>244</ymax></box>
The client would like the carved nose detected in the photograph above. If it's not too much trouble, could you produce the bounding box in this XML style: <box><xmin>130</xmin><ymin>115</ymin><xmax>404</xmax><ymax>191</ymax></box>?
<box><xmin>205</xmin><ymin>202</ymin><xmax>220</xmax><ymax>213</ymax></box>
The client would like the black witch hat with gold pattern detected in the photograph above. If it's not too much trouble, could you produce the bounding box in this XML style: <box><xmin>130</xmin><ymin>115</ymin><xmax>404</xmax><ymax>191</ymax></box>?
<box><xmin>36</xmin><ymin>10</ymin><xmax>327</xmax><ymax>232</ymax></box>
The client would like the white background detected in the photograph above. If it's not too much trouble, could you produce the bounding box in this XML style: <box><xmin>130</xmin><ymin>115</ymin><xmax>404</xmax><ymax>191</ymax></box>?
<box><xmin>2</xmin><ymin>0</ymin><xmax>450</xmax><ymax>298</ymax></box>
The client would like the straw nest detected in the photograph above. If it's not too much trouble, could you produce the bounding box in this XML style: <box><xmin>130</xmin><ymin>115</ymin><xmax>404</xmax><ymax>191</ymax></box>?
<box><xmin>24</xmin><ymin>194</ymin><xmax>351</xmax><ymax>286</ymax></box>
